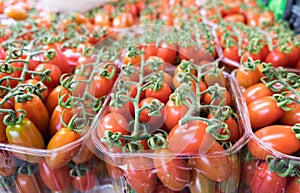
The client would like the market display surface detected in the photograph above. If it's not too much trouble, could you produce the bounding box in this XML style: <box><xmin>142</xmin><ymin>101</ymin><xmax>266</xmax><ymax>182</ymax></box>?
<box><xmin>0</xmin><ymin>0</ymin><xmax>300</xmax><ymax>193</ymax></box>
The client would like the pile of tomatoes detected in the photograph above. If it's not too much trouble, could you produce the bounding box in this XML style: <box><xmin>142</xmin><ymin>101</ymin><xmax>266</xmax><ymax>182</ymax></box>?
<box><xmin>0</xmin><ymin>0</ymin><xmax>300</xmax><ymax>193</ymax></box>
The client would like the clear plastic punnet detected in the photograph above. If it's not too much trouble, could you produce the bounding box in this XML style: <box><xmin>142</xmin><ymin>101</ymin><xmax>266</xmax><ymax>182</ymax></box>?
<box><xmin>89</xmin><ymin>25</ymin><xmax>250</xmax><ymax>193</ymax></box>
<box><xmin>232</xmin><ymin>67</ymin><xmax>300</xmax><ymax>193</ymax></box>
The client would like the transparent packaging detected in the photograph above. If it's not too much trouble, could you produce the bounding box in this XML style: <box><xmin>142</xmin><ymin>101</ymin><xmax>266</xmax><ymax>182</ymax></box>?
<box><xmin>89</xmin><ymin>25</ymin><xmax>250</xmax><ymax>193</ymax></box>
<box><xmin>231</xmin><ymin>68</ymin><xmax>300</xmax><ymax>193</ymax></box>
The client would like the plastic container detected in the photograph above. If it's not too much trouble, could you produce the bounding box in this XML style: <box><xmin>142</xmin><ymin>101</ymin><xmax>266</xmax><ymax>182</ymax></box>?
<box><xmin>231</xmin><ymin>68</ymin><xmax>300</xmax><ymax>193</ymax></box>
<box><xmin>88</xmin><ymin>25</ymin><xmax>250</xmax><ymax>193</ymax></box>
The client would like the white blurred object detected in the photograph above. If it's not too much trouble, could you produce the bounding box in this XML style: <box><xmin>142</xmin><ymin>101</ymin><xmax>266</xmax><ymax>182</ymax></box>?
<box><xmin>37</xmin><ymin>0</ymin><xmax>117</xmax><ymax>13</ymax></box>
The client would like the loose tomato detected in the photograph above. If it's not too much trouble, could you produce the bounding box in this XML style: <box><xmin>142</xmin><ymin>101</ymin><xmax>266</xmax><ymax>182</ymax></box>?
<box><xmin>145</xmin><ymin>82</ymin><xmax>172</xmax><ymax>104</ymax></box>
<box><xmin>123</xmin><ymin>156</ymin><xmax>157</xmax><ymax>193</ymax></box>
<box><xmin>33</xmin><ymin>63</ymin><xmax>62</xmax><ymax>89</ymax></box>
<box><xmin>286</xmin><ymin>177</ymin><xmax>300</xmax><ymax>193</ymax></box>
<box><xmin>97</xmin><ymin>112</ymin><xmax>129</xmax><ymax>138</ymax></box>
<box><xmin>71</xmin><ymin>165</ymin><xmax>96</xmax><ymax>192</ymax></box>
<box><xmin>243</xmin><ymin>83</ymin><xmax>273</xmax><ymax>105</ymax></box>
<box><xmin>38</xmin><ymin>159</ymin><xmax>71</xmax><ymax>191</ymax></box>
<box><xmin>46</xmin><ymin>85</ymin><xmax>70</xmax><ymax>115</ymax></box>
<box><xmin>15</xmin><ymin>94</ymin><xmax>49</xmax><ymax>140</ymax></box>
<box><xmin>153</xmin><ymin>148</ymin><xmax>191</xmax><ymax>191</ymax></box>
<box><xmin>280</xmin><ymin>103</ymin><xmax>300</xmax><ymax>125</ymax></box>
<box><xmin>189</xmin><ymin>141</ymin><xmax>232</xmax><ymax>182</ymax></box>
<box><xmin>247</xmin><ymin>96</ymin><xmax>284</xmax><ymax>130</ymax></box>
<box><xmin>189</xmin><ymin>169</ymin><xmax>215</xmax><ymax>193</ymax></box>
<box><xmin>49</xmin><ymin>105</ymin><xmax>73</xmax><ymax>137</ymax></box>
<box><xmin>168</xmin><ymin>120</ymin><xmax>214</xmax><ymax>154</ymax></box>
<box><xmin>164</xmin><ymin>97</ymin><xmax>189</xmax><ymax>130</ymax></box>
<box><xmin>46</xmin><ymin>127</ymin><xmax>81</xmax><ymax>169</ymax></box>
<box><xmin>248</xmin><ymin>125</ymin><xmax>300</xmax><ymax>160</ymax></box>
<box><xmin>250</xmin><ymin>162</ymin><xmax>286</xmax><ymax>193</ymax></box>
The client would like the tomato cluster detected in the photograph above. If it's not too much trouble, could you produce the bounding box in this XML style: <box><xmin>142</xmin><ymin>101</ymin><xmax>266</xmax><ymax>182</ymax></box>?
<box><xmin>234</xmin><ymin>60</ymin><xmax>300</xmax><ymax>192</ymax></box>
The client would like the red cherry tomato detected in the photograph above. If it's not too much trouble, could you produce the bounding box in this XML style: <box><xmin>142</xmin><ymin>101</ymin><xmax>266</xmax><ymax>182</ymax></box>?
<box><xmin>33</xmin><ymin>63</ymin><xmax>62</xmax><ymax>89</ymax></box>
<box><xmin>250</xmin><ymin>162</ymin><xmax>286</xmax><ymax>193</ymax></box>
<box><xmin>38</xmin><ymin>159</ymin><xmax>71</xmax><ymax>191</ymax></box>
<box><xmin>145</xmin><ymin>82</ymin><xmax>172</xmax><ymax>104</ymax></box>
<box><xmin>71</xmin><ymin>165</ymin><xmax>96</xmax><ymax>192</ymax></box>
<box><xmin>247</xmin><ymin>96</ymin><xmax>284</xmax><ymax>130</ymax></box>
<box><xmin>164</xmin><ymin>97</ymin><xmax>189</xmax><ymax>130</ymax></box>
<box><xmin>243</xmin><ymin>83</ymin><xmax>273</xmax><ymax>105</ymax></box>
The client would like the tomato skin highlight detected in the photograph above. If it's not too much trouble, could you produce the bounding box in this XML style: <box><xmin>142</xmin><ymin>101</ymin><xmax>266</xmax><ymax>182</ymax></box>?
<box><xmin>247</xmin><ymin>96</ymin><xmax>284</xmax><ymax>130</ymax></box>
<box><xmin>250</xmin><ymin>162</ymin><xmax>286</xmax><ymax>193</ymax></box>
<box><xmin>248</xmin><ymin>125</ymin><xmax>300</xmax><ymax>160</ymax></box>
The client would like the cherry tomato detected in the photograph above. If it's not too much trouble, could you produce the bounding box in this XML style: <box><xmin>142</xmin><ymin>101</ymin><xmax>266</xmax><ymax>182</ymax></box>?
<box><xmin>168</xmin><ymin>120</ymin><xmax>214</xmax><ymax>154</ymax></box>
<box><xmin>247</xmin><ymin>96</ymin><xmax>284</xmax><ymax>130</ymax></box>
<box><xmin>202</xmin><ymin>87</ymin><xmax>231</xmax><ymax>106</ymax></box>
<box><xmin>280</xmin><ymin>103</ymin><xmax>300</xmax><ymax>126</ymax></box>
<box><xmin>94</xmin><ymin>12</ymin><xmax>111</xmax><ymax>27</ymax></box>
<box><xmin>258</xmin><ymin>10</ymin><xmax>274</xmax><ymax>27</ymax></box>
<box><xmin>144</xmin><ymin>56</ymin><xmax>166</xmax><ymax>74</ymax></box>
<box><xmin>49</xmin><ymin>105</ymin><xmax>73</xmax><ymax>137</ymax></box>
<box><xmin>223</xmin><ymin>45</ymin><xmax>240</xmax><ymax>63</ymax></box>
<box><xmin>248</xmin><ymin>125</ymin><xmax>300</xmax><ymax>160</ymax></box>
<box><xmin>6</xmin><ymin>118</ymin><xmax>45</xmax><ymax>162</ymax></box>
<box><xmin>164</xmin><ymin>97</ymin><xmax>189</xmax><ymax>130</ymax></box>
<box><xmin>4</xmin><ymin>5</ymin><xmax>27</xmax><ymax>20</ymax></box>
<box><xmin>153</xmin><ymin>148</ymin><xmax>191</xmax><ymax>191</ymax></box>
<box><xmin>236</xmin><ymin>64</ymin><xmax>262</xmax><ymax>88</ymax></box>
<box><xmin>139</xmin><ymin>97</ymin><xmax>166</xmax><ymax>130</ymax></box>
<box><xmin>123</xmin><ymin>156</ymin><xmax>157</xmax><ymax>193</ymax></box>
<box><xmin>243</xmin><ymin>83</ymin><xmax>273</xmax><ymax>105</ymax></box>
<box><xmin>97</xmin><ymin>112</ymin><xmax>129</xmax><ymax>138</ymax></box>
<box><xmin>140</xmin><ymin>43</ymin><xmax>158</xmax><ymax>60</ymax></box>
<box><xmin>23</xmin><ymin>79</ymin><xmax>49</xmax><ymax>101</ymax></box>
<box><xmin>33</xmin><ymin>63</ymin><xmax>62</xmax><ymax>89</ymax></box>
<box><xmin>46</xmin><ymin>127</ymin><xmax>81</xmax><ymax>169</ymax></box>
<box><xmin>71</xmin><ymin>165</ymin><xmax>96</xmax><ymax>192</ymax></box>
<box><xmin>286</xmin><ymin>177</ymin><xmax>300</xmax><ymax>193</ymax></box>
<box><xmin>145</xmin><ymin>82</ymin><xmax>172</xmax><ymax>104</ymax></box>
<box><xmin>207</xmin><ymin>113</ymin><xmax>239</xmax><ymax>142</ymax></box>
<box><xmin>241</xmin><ymin>159</ymin><xmax>259</xmax><ymax>187</ymax></box>
<box><xmin>38</xmin><ymin>159</ymin><xmax>71</xmax><ymax>191</ymax></box>
<box><xmin>224</xmin><ymin>14</ymin><xmax>245</xmax><ymax>23</ymax></box>
<box><xmin>265</xmin><ymin>47</ymin><xmax>290</xmax><ymax>68</ymax></box>
<box><xmin>189</xmin><ymin>141</ymin><xmax>232</xmax><ymax>182</ymax></box>
<box><xmin>88</xmin><ymin>74</ymin><xmax>115</xmax><ymax>98</ymax></box>
<box><xmin>46</xmin><ymin>85</ymin><xmax>70</xmax><ymax>115</ymax></box>
<box><xmin>157</xmin><ymin>43</ymin><xmax>178</xmax><ymax>65</ymax></box>
<box><xmin>250</xmin><ymin>162</ymin><xmax>286</xmax><ymax>193</ymax></box>
<box><xmin>15</xmin><ymin>165</ymin><xmax>44</xmax><ymax>193</ymax></box>
<box><xmin>72</xmin><ymin>143</ymin><xmax>94</xmax><ymax>164</ymax></box>
<box><xmin>15</xmin><ymin>94</ymin><xmax>49</xmax><ymax>140</ymax></box>
<box><xmin>0</xmin><ymin>61</ymin><xmax>24</xmax><ymax>89</ymax></box>
<box><xmin>189</xmin><ymin>169</ymin><xmax>215</xmax><ymax>193</ymax></box>
<box><xmin>123</xmin><ymin>50</ymin><xmax>142</xmax><ymax>66</ymax></box>
<box><xmin>112</xmin><ymin>12</ymin><xmax>134</xmax><ymax>28</ymax></box>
